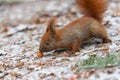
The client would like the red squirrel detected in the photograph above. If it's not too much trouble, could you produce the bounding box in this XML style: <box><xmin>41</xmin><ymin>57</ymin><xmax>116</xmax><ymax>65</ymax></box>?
<box><xmin>39</xmin><ymin>0</ymin><xmax>111</xmax><ymax>54</ymax></box>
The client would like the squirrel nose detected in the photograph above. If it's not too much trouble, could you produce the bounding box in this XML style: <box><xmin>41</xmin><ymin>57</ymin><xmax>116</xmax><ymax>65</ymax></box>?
<box><xmin>39</xmin><ymin>47</ymin><xmax>46</xmax><ymax>52</ymax></box>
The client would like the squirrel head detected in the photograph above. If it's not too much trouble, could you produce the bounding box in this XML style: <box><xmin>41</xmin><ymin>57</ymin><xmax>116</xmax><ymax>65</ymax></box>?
<box><xmin>39</xmin><ymin>18</ymin><xmax>60</xmax><ymax>52</ymax></box>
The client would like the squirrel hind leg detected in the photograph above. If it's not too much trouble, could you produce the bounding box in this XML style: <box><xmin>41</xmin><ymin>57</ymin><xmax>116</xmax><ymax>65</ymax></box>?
<box><xmin>90</xmin><ymin>23</ymin><xmax>112</xmax><ymax>43</ymax></box>
<box><xmin>103</xmin><ymin>38</ymin><xmax>112</xmax><ymax>43</ymax></box>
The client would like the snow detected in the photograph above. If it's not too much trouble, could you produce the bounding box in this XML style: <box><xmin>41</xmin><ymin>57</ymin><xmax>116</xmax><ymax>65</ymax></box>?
<box><xmin>0</xmin><ymin>0</ymin><xmax>120</xmax><ymax>80</ymax></box>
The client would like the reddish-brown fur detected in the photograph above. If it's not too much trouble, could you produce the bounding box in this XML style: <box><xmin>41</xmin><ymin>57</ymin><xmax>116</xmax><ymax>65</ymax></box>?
<box><xmin>77</xmin><ymin>0</ymin><xmax>108</xmax><ymax>22</ymax></box>
<box><xmin>39</xmin><ymin>0</ymin><xmax>111</xmax><ymax>54</ymax></box>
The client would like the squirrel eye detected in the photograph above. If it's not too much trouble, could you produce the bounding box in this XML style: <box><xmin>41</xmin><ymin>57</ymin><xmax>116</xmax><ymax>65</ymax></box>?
<box><xmin>46</xmin><ymin>42</ymin><xmax>49</xmax><ymax>45</ymax></box>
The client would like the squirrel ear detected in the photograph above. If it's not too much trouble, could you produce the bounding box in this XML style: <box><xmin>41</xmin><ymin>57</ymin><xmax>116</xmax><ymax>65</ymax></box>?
<box><xmin>46</xmin><ymin>18</ymin><xmax>57</xmax><ymax>37</ymax></box>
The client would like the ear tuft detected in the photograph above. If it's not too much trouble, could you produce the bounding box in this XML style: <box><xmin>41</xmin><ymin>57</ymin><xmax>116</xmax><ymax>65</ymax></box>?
<box><xmin>46</xmin><ymin>18</ymin><xmax>58</xmax><ymax>38</ymax></box>
<box><xmin>46</xmin><ymin>18</ymin><xmax>56</xmax><ymax>32</ymax></box>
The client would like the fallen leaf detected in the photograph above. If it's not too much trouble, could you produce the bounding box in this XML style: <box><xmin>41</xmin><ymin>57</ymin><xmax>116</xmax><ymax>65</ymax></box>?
<box><xmin>16</xmin><ymin>62</ymin><xmax>24</xmax><ymax>67</ymax></box>
<box><xmin>63</xmin><ymin>52</ymin><xmax>69</xmax><ymax>57</ymax></box>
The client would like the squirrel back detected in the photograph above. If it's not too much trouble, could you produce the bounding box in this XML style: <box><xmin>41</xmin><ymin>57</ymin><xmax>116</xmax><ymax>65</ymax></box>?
<box><xmin>76</xmin><ymin>0</ymin><xmax>107</xmax><ymax>22</ymax></box>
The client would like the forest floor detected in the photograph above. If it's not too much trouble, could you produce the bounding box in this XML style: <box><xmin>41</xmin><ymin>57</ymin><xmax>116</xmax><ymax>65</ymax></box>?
<box><xmin>0</xmin><ymin>0</ymin><xmax>120</xmax><ymax>80</ymax></box>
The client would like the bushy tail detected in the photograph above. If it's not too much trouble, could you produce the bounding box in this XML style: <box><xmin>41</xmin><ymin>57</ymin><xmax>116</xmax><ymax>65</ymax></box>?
<box><xmin>76</xmin><ymin>0</ymin><xmax>108</xmax><ymax>22</ymax></box>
